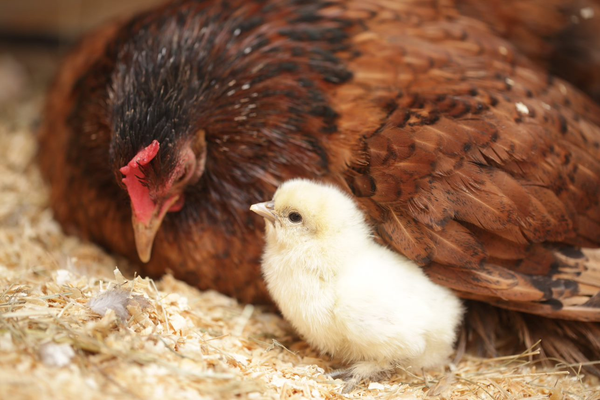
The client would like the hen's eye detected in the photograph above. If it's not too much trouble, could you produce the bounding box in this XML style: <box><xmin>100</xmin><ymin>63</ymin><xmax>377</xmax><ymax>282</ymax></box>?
<box><xmin>174</xmin><ymin>167</ymin><xmax>188</xmax><ymax>184</ymax></box>
<box><xmin>288</xmin><ymin>212</ymin><xmax>303</xmax><ymax>223</ymax></box>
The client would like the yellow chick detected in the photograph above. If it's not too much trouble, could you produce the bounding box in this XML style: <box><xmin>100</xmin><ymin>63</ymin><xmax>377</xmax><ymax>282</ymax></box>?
<box><xmin>250</xmin><ymin>179</ymin><xmax>463</xmax><ymax>392</ymax></box>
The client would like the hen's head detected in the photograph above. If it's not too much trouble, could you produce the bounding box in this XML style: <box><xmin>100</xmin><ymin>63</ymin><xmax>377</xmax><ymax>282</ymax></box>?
<box><xmin>106</xmin><ymin>1</ymin><xmax>354</xmax><ymax>262</ymax></box>
<box><xmin>107</xmin><ymin>14</ymin><xmax>212</xmax><ymax>261</ymax></box>
<box><xmin>116</xmin><ymin>136</ymin><xmax>206</xmax><ymax>262</ymax></box>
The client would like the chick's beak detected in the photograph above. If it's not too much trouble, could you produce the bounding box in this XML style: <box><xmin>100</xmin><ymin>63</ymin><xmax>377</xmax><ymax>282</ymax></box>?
<box><xmin>132</xmin><ymin>195</ymin><xmax>180</xmax><ymax>263</ymax></box>
<box><xmin>250</xmin><ymin>201</ymin><xmax>276</xmax><ymax>224</ymax></box>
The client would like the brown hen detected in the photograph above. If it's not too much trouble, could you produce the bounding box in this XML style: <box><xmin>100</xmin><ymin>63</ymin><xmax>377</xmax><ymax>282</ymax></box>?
<box><xmin>39</xmin><ymin>0</ymin><xmax>600</xmax><ymax>369</ymax></box>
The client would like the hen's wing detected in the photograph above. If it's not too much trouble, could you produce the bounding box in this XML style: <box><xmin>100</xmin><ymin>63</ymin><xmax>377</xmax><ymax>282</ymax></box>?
<box><xmin>328</xmin><ymin>0</ymin><xmax>600</xmax><ymax>320</ymax></box>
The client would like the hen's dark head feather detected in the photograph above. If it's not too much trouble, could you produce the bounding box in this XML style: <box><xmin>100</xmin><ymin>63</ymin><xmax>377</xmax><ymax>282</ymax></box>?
<box><xmin>103</xmin><ymin>0</ymin><xmax>357</xmax><ymax>259</ymax></box>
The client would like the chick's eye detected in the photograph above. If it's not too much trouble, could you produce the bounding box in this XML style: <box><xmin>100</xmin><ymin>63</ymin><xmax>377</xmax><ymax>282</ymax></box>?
<box><xmin>288</xmin><ymin>212</ymin><xmax>302</xmax><ymax>223</ymax></box>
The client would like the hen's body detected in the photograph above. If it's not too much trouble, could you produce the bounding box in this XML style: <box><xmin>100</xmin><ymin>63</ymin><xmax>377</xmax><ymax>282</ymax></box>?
<box><xmin>40</xmin><ymin>0</ymin><xmax>600</xmax><ymax>362</ymax></box>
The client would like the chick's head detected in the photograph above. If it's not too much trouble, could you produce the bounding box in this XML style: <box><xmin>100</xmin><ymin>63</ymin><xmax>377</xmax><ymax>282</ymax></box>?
<box><xmin>251</xmin><ymin>179</ymin><xmax>370</xmax><ymax>249</ymax></box>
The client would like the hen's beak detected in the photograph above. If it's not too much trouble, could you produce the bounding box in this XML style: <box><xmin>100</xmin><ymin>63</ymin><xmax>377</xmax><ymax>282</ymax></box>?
<box><xmin>131</xmin><ymin>195</ymin><xmax>180</xmax><ymax>263</ymax></box>
<box><xmin>250</xmin><ymin>201</ymin><xmax>276</xmax><ymax>223</ymax></box>
<box><xmin>132</xmin><ymin>215</ymin><xmax>162</xmax><ymax>263</ymax></box>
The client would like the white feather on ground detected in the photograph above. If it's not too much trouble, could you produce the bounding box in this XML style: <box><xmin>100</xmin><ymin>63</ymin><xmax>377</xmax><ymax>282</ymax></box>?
<box><xmin>88</xmin><ymin>289</ymin><xmax>134</xmax><ymax>321</ymax></box>
<box><xmin>39</xmin><ymin>343</ymin><xmax>75</xmax><ymax>368</ymax></box>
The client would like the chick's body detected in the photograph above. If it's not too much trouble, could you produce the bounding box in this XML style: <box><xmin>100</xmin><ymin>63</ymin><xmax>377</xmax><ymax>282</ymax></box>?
<box><xmin>255</xmin><ymin>180</ymin><xmax>462</xmax><ymax>385</ymax></box>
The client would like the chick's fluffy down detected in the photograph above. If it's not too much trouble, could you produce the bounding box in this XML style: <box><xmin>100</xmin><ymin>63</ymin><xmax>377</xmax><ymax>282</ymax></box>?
<box><xmin>258</xmin><ymin>179</ymin><xmax>463</xmax><ymax>380</ymax></box>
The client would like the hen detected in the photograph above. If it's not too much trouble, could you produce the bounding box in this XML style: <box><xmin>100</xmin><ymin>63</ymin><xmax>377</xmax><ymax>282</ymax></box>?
<box><xmin>39</xmin><ymin>0</ymin><xmax>600</xmax><ymax>368</ymax></box>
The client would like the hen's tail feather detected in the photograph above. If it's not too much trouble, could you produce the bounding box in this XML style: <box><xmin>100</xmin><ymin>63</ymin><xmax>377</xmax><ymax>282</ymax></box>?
<box><xmin>426</xmin><ymin>247</ymin><xmax>600</xmax><ymax>321</ymax></box>
<box><xmin>464</xmin><ymin>302</ymin><xmax>600</xmax><ymax>377</ymax></box>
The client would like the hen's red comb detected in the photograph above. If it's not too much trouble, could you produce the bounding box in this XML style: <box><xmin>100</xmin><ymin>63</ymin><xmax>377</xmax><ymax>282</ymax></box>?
<box><xmin>123</xmin><ymin>140</ymin><xmax>160</xmax><ymax>169</ymax></box>
<box><xmin>120</xmin><ymin>140</ymin><xmax>160</xmax><ymax>224</ymax></box>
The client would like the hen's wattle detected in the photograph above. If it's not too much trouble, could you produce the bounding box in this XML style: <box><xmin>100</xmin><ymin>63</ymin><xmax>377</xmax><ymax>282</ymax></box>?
<box><xmin>39</xmin><ymin>0</ymin><xmax>600</xmax><ymax>369</ymax></box>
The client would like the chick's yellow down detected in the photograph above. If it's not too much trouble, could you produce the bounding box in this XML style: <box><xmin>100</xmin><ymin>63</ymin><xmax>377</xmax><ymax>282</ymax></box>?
<box><xmin>250</xmin><ymin>179</ymin><xmax>463</xmax><ymax>391</ymax></box>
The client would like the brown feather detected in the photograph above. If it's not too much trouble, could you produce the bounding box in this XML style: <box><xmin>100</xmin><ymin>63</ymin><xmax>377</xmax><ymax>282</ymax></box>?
<box><xmin>457</xmin><ymin>0</ymin><xmax>600</xmax><ymax>102</ymax></box>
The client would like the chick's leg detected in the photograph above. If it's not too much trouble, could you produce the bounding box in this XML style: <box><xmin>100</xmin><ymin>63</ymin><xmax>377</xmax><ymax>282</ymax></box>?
<box><xmin>338</xmin><ymin>361</ymin><xmax>392</xmax><ymax>393</ymax></box>
<box><xmin>327</xmin><ymin>368</ymin><xmax>353</xmax><ymax>380</ymax></box>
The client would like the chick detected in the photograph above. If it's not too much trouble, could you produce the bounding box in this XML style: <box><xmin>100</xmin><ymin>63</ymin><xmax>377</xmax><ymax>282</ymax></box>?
<box><xmin>250</xmin><ymin>179</ymin><xmax>463</xmax><ymax>392</ymax></box>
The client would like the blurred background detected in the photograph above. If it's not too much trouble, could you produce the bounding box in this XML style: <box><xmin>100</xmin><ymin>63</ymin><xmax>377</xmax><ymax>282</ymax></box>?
<box><xmin>0</xmin><ymin>0</ymin><xmax>163</xmax><ymax>44</ymax></box>
<box><xmin>0</xmin><ymin>0</ymin><xmax>164</xmax><ymax>123</ymax></box>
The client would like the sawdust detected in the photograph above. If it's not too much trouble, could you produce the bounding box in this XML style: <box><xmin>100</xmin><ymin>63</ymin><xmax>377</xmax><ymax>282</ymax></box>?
<box><xmin>1</xmin><ymin>50</ymin><xmax>600</xmax><ymax>400</ymax></box>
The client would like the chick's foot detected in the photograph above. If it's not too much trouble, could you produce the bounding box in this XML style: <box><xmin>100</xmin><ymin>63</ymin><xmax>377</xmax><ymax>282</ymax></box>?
<box><xmin>330</xmin><ymin>361</ymin><xmax>392</xmax><ymax>393</ymax></box>
<box><xmin>327</xmin><ymin>368</ymin><xmax>353</xmax><ymax>380</ymax></box>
